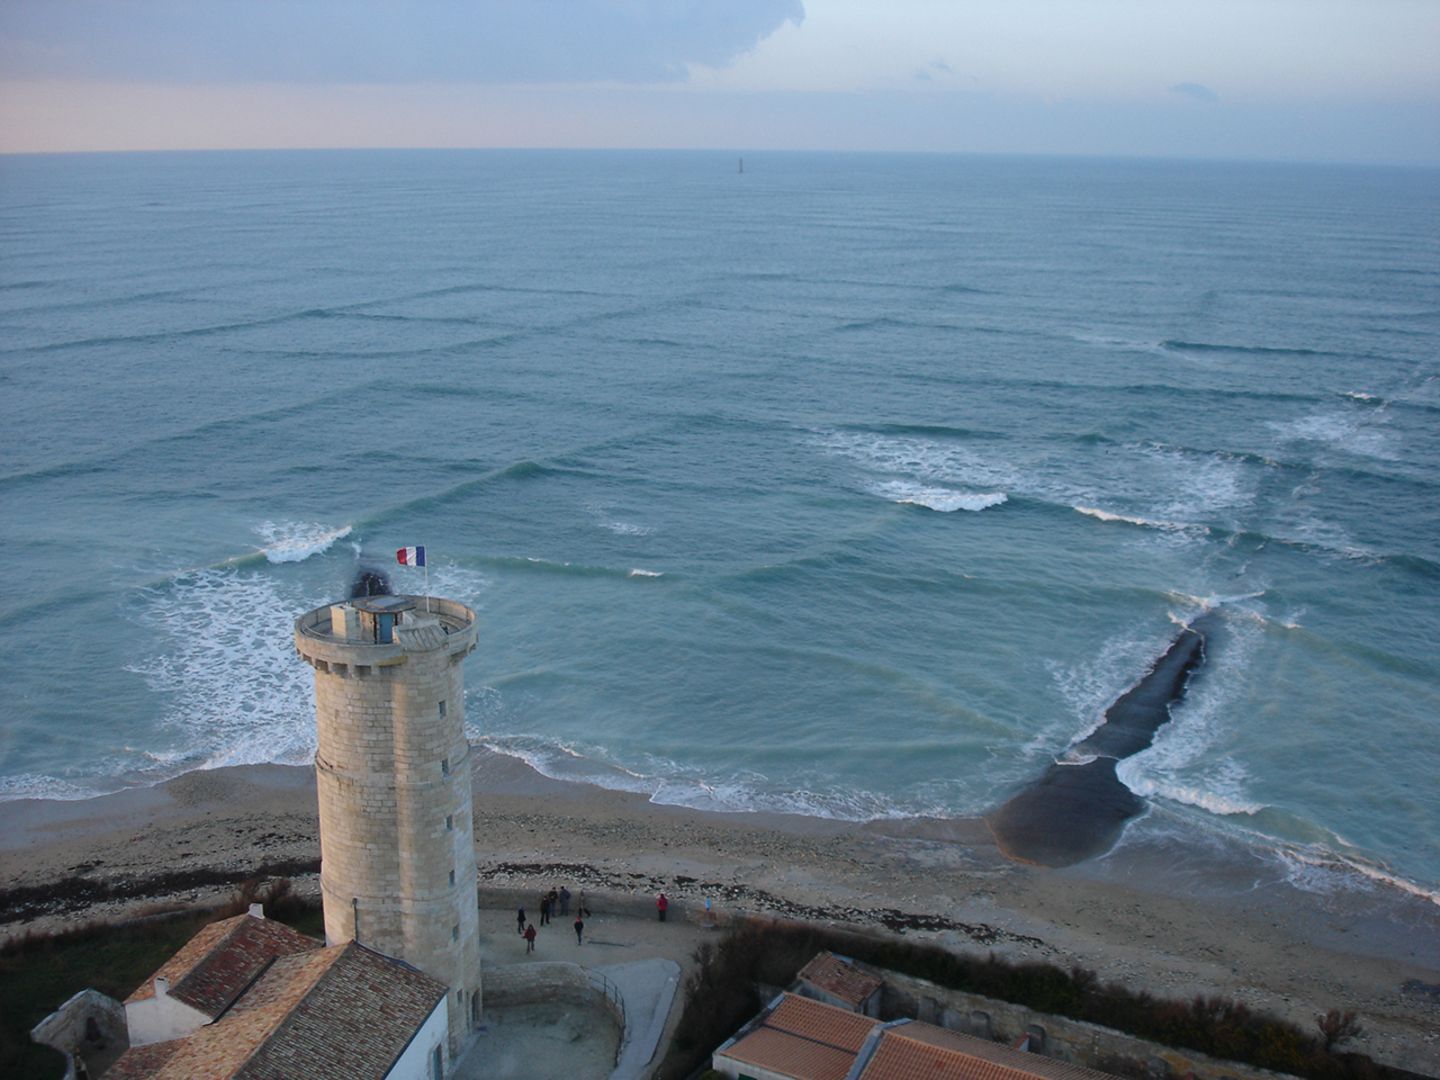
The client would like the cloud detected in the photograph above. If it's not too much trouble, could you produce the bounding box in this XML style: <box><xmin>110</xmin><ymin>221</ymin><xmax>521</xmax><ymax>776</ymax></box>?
<box><xmin>1170</xmin><ymin>81</ymin><xmax>1219</xmax><ymax>103</ymax></box>
<box><xmin>0</xmin><ymin>0</ymin><xmax>805</xmax><ymax>84</ymax></box>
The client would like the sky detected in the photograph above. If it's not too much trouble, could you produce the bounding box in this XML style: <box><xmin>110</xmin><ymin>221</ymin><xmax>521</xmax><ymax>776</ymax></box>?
<box><xmin>0</xmin><ymin>0</ymin><xmax>1436</xmax><ymax>164</ymax></box>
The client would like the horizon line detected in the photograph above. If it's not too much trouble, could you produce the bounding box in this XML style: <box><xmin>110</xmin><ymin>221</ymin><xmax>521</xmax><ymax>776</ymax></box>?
<box><xmin>2</xmin><ymin>145</ymin><xmax>1436</xmax><ymax>170</ymax></box>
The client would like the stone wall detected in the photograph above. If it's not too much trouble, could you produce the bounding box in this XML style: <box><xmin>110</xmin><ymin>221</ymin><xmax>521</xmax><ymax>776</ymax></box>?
<box><xmin>478</xmin><ymin>886</ymin><xmax>704</xmax><ymax>928</ymax></box>
<box><xmin>879</xmin><ymin>970</ymin><xmax>1297</xmax><ymax>1080</ymax></box>
<box><xmin>483</xmin><ymin>962</ymin><xmax>625</xmax><ymax>1031</ymax></box>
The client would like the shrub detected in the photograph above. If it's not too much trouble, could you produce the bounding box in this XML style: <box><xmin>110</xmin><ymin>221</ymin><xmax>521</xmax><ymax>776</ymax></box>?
<box><xmin>657</xmin><ymin>918</ymin><xmax>1402</xmax><ymax>1080</ymax></box>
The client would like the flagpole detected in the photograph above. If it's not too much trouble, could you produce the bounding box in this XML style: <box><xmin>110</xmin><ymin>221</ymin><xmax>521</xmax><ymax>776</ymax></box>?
<box><xmin>424</xmin><ymin>545</ymin><xmax>431</xmax><ymax>613</ymax></box>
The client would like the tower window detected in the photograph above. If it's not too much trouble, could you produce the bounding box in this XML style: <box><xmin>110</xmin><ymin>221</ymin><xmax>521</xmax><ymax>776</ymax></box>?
<box><xmin>449</xmin><ymin>869</ymin><xmax>456</xmax><ymax>885</ymax></box>
<box><xmin>452</xmin><ymin>924</ymin><xmax>460</xmax><ymax>942</ymax></box>
<box><xmin>445</xmin><ymin>815</ymin><xmax>453</xmax><ymax>831</ymax></box>
<box><xmin>438</xmin><ymin>700</ymin><xmax>447</xmax><ymax>718</ymax></box>
<box><xmin>441</xmin><ymin>757</ymin><xmax>450</xmax><ymax>776</ymax></box>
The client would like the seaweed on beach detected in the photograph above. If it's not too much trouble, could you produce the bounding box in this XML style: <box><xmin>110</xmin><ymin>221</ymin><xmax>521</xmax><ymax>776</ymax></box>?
<box><xmin>0</xmin><ymin>858</ymin><xmax>320</xmax><ymax>925</ymax></box>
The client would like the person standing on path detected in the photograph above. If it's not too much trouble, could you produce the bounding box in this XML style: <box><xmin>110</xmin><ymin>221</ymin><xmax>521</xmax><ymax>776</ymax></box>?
<box><xmin>560</xmin><ymin>886</ymin><xmax>571</xmax><ymax>916</ymax></box>
<box><xmin>657</xmin><ymin>892</ymin><xmax>669</xmax><ymax>922</ymax></box>
<box><xmin>523</xmin><ymin>922</ymin><xmax>537</xmax><ymax>953</ymax></box>
<box><xmin>539</xmin><ymin>894</ymin><xmax>550</xmax><ymax>926</ymax></box>
<box><xmin>573</xmin><ymin>915</ymin><xmax>584</xmax><ymax>945</ymax></box>
<box><xmin>516</xmin><ymin>906</ymin><xmax>526</xmax><ymax>935</ymax></box>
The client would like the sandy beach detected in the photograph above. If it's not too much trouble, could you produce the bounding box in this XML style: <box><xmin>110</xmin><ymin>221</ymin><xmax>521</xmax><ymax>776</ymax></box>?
<box><xmin>2</xmin><ymin>749</ymin><xmax>1437</xmax><ymax>1074</ymax></box>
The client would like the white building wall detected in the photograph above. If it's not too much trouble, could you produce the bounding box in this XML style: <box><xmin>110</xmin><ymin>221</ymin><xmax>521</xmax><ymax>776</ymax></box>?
<box><xmin>384</xmin><ymin>998</ymin><xmax>449</xmax><ymax>1080</ymax></box>
<box><xmin>711</xmin><ymin>1052</ymin><xmax>800</xmax><ymax>1080</ymax></box>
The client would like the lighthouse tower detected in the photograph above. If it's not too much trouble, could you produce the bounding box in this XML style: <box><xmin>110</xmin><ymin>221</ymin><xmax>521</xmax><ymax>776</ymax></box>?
<box><xmin>294</xmin><ymin>593</ymin><xmax>481</xmax><ymax>1053</ymax></box>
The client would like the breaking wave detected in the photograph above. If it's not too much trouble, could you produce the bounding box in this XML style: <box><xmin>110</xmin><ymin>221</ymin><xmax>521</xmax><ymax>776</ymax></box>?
<box><xmin>255</xmin><ymin>521</ymin><xmax>353</xmax><ymax>564</ymax></box>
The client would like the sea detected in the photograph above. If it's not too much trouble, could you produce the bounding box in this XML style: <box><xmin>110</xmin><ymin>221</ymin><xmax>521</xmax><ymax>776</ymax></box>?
<box><xmin>1</xmin><ymin>149</ymin><xmax>1436</xmax><ymax>909</ymax></box>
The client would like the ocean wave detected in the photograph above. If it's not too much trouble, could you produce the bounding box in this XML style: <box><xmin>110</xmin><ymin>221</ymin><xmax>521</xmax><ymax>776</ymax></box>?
<box><xmin>1120</xmin><ymin>774</ymin><xmax>1266</xmax><ymax>816</ymax></box>
<box><xmin>1267</xmin><ymin>410</ymin><xmax>1397</xmax><ymax>460</ymax></box>
<box><xmin>1074</xmin><ymin>506</ymin><xmax>1207</xmax><ymax>533</ymax></box>
<box><xmin>628</xmin><ymin>568</ymin><xmax>664</xmax><ymax>578</ymax></box>
<box><xmin>125</xmin><ymin>569</ymin><xmax>321</xmax><ymax>773</ymax></box>
<box><xmin>1113</xmin><ymin>616</ymin><xmax>1264</xmax><ymax>820</ymax></box>
<box><xmin>476</xmin><ymin>735</ymin><xmax>946</xmax><ymax>823</ymax></box>
<box><xmin>1041</xmin><ymin>625</ymin><xmax>1187</xmax><ymax>755</ymax></box>
<box><xmin>255</xmin><ymin>521</ymin><xmax>352</xmax><ymax>564</ymax></box>
<box><xmin>880</xmin><ymin>481</ymin><xmax>1007</xmax><ymax>512</ymax></box>
<box><xmin>837</xmin><ymin>421</ymin><xmax>1002</xmax><ymax>441</ymax></box>
<box><xmin>1161</xmin><ymin>338</ymin><xmax>1331</xmax><ymax>358</ymax></box>
<box><xmin>817</xmin><ymin>429</ymin><xmax>1020</xmax><ymax>492</ymax></box>
<box><xmin>478</xmin><ymin>554</ymin><xmax>640</xmax><ymax>581</ymax></box>
<box><xmin>1276</xmin><ymin>846</ymin><xmax>1440</xmax><ymax>907</ymax></box>
<box><xmin>0</xmin><ymin>772</ymin><xmax>111</xmax><ymax>802</ymax></box>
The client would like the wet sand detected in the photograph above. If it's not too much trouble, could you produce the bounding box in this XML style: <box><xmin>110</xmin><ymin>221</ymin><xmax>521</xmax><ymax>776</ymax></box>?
<box><xmin>2</xmin><ymin>750</ymin><xmax>1438</xmax><ymax>1072</ymax></box>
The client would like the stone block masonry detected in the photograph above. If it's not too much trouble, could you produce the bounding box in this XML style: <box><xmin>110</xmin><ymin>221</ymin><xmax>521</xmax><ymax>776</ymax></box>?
<box><xmin>295</xmin><ymin>594</ymin><xmax>481</xmax><ymax>1056</ymax></box>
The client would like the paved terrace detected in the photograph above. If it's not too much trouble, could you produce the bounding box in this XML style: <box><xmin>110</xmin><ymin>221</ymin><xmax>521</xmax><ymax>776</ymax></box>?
<box><xmin>454</xmin><ymin>893</ymin><xmax>704</xmax><ymax>1079</ymax></box>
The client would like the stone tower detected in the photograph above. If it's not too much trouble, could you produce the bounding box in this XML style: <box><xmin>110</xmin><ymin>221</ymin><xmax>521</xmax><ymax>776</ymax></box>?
<box><xmin>294</xmin><ymin>593</ymin><xmax>481</xmax><ymax>1054</ymax></box>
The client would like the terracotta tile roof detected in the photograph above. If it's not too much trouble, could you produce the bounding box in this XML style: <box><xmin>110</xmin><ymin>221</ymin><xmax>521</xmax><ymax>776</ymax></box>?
<box><xmin>125</xmin><ymin>913</ymin><xmax>321</xmax><ymax>1017</ymax></box>
<box><xmin>718</xmin><ymin>993</ymin><xmax>879</xmax><ymax>1080</ymax></box>
<box><xmin>796</xmin><ymin>952</ymin><xmax>884</xmax><ymax>1008</ymax></box>
<box><xmin>108</xmin><ymin>942</ymin><xmax>446</xmax><ymax>1080</ymax></box>
<box><xmin>766</xmin><ymin>993</ymin><xmax>880</xmax><ymax>1051</ymax></box>
<box><xmin>858</xmin><ymin>1022</ymin><xmax>1120</xmax><ymax>1080</ymax></box>
<box><xmin>104</xmin><ymin>1041</ymin><xmax>181</xmax><ymax>1077</ymax></box>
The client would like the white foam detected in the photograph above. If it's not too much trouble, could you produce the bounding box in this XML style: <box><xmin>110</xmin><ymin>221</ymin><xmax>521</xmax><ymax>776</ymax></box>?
<box><xmin>1115</xmin><ymin>614</ymin><xmax>1266</xmax><ymax>821</ymax></box>
<box><xmin>628</xmin><ymin>568</ymin><xmax>663</xmax><ymax>578</ymax></box>
<box><xmin>255</xmin><ymin>520</ymin><xmax>352</xmax><ymax>564</ymax></box>
<box><xmin>1276</xmin><ymin>845</ymin><xmax>1440</xmax><ymax>907</ymax></box>
<box><xmin>1122</xmin><ymin>773</ymin><xmax>1266</xmax><ymax>816</ymax></box>
<box><xmin>426</xmin><ymin>565</ymin><xmax>492</xmax><ymax>607</ymax></box>
<box><xmin>125</xmin><ymin>569</ymin><xmax>321</xmax><ymax>772</ymax></box>
<box><xmin>478</xmin><ymin>734</ymin><xmax>935</xmax><ymax>822</ymax></box>
<box><xmin>1138</xmin><ymin>444</ymin><xmax>1252</xmax><ymax>520</ymax></box>
<box><xmin>816</xmin><ymin>430</ymin><xmax>1020</xmax><ymax>492</ymax></box>
<box><xmin>603</xmin><ymin>520</ymin><xmax>654</xmax><ymax>536</ymax></box>
<box><xmin>585</xmin><ymin>501</ymin><xmax>655</xmax><ymax>536</ymax></box>
<box><xmin>1267</xmin><ymin>411</ymin><xmax>1397</xmax><ymax>460</ymax></box>
<box><xmin>816</xmin><ymin>428</ymin><xmax>1249</xmax><ymax>534</ymax></box>
<box><xmin>0</xmin><ymin>772</ymin><xmax>108</xmax><ymax>802</ymax></box>
<box><xmin>1074</xmin><ymin>506</ymin><xmax>1206</xmax><ymax>533</ymax></box>
<box><xmin>880</xmin><ymin>480</ymin><xmax>1007</xmax><ymax>512</ymax></box>
<box><xmin>1042</xmin><ymin>626</ymin><xmax>1179</xmax><ymax>752</ymax></box>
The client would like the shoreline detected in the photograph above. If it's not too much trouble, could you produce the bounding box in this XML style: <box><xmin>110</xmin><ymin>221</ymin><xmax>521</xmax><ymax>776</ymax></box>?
<box><xmin>2</xmin><ymin>751</ymin><xmax>1439</xmax><ymax>1072</ymax></box>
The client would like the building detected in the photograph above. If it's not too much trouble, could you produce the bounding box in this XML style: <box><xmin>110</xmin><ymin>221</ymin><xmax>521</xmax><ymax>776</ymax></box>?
<box><xmin>293</xmin><ymin>592</ymin><xmax>482</xmax><ymax>1054</ymax></box>
<box><xmin>713</xmin><ymin>992</ymin><xmax>1120</xmax><ymax>1080</ymax></box>
<box><xmin>794</xmin><ymin>952</ymin><xmax>884</xmax><ymax>1017</ymax></box>
<box><xmin>104</xmin><ymin>907</ymin><xmax>449</xmax><ymax>1080</ymax></box>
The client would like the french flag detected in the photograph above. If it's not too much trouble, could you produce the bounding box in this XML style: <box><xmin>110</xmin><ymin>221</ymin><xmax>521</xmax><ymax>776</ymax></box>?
<box><xmin>396</xmin><ymin>546</ymin><xmax>426</xmax><ymax>567</ymax></box>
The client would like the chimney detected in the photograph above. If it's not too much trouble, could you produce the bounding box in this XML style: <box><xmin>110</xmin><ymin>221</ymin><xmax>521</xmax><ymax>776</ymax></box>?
<box><xmin>154</xmin><ymin>976</ymin><xmax>169</xmax><ymax>998</ymax></box>
<box><xmin>248</xmin><ymin>903</ymin><xmax>265</xmax><ymax>919</ymax></box>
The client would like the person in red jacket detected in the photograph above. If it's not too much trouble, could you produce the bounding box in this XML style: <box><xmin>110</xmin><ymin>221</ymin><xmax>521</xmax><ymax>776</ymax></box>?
<box><xmin>523</xmin><ymin>922</ymin><xmax>537</xmax><ymax>952</ymax></box>
<box><xmin>657</xmin><ymin>892</ymin><xmax>669</xmax><ymax>922</ymax></box>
